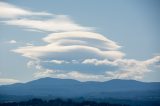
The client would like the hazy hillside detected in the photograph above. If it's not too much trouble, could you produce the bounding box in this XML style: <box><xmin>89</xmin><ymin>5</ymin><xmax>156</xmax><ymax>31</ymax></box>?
<box><xmin>0</xmin><ymin>77</ymin><xmax>160</xmax><ymax>99</ymax></box>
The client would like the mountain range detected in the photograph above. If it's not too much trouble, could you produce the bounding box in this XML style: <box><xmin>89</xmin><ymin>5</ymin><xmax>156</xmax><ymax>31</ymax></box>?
<box><xmin>0</xmin><ymin>77</ymin><xmax>160</xmax><ymax>103</ymax></box>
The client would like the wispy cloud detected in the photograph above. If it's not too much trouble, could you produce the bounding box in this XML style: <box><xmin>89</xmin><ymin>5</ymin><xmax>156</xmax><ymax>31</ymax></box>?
<box><xmin>8</xmin><ymin>40</ymin><xmax>17</xmax><ymax>44</ymax></box>
<box><xmin>33</xmin><ymin>69</ymin><xmax>56</xmax><ymax>78</ymax></box>
<box><xmin>0</xmin><ymin>0</ymin><xmax>94</xmax><ymax>34</ymax></box>
<box><xmin>0</xmin><ymin>2</ymin><xmax>52</xmax><ymax>18</ymax></box>
<box><xmin>2</xmin><ymin>16</ymin><xmax>93</xmax><ymax>32</ymax></box>
<box><xmin>33</xmin><ymin>70</ymin><xmax>108</xmax><ymax>82</ymax></box>
<box><xmin>82</xmin><ymin>56</ymin><xmax>160</xmax><ymax>80</ymax></box>
<box><xmin>0</xmin><ymin>78</ymin><xmax>20</xmax><ymax>85</ymax></box>
<box><xmin>0</xmin><ymin>2</ymin><xmax>92</xmax><ymax>33</ymax></box>
<box><xmin>53</xmin><ymin>71</ymin><xmax>106</xmax><ymax>82</ymax></box>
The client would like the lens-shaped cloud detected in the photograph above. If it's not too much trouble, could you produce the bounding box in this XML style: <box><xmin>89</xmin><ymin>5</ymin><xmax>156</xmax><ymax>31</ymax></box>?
<box><xmin>13</xmin><ymin>31</ymin><xmax>124</xmax><ymax>61</ymax></box>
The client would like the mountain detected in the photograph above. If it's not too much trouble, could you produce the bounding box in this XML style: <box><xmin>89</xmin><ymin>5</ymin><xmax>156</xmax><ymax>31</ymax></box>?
<box><xmin>0</xmin><ymin>77</ymin><xmax>160</xmax><ymax>102</ymax></box>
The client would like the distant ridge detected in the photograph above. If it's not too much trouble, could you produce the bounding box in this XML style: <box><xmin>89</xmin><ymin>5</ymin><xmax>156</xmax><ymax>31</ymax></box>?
<box><xmin>0</xmin><ymin>77</ymin><xmax>160</xmax><ymax>101</ymax></box>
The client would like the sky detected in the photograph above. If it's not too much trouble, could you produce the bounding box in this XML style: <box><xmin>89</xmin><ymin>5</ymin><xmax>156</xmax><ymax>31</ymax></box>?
<box><xmin>0</xmin><ymin>0</ymin><xmax>160</xmax><ymax>84</ymax></box>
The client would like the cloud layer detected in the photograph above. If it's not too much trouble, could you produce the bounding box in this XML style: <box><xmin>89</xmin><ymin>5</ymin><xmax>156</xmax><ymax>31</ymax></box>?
<box><xmin>1</xmin><ymin>1</ymin><xmax>160</xmax><ymax>81</ymax></box>
<box><xmin>83</xmin><ymin>56</ymin><xmax>160</xmax><ymax>79</ymax></box>
<box><xmin>8</xmin><ymin>40</ymin><xmax>17</xmax><ymax>44</ymax></box>
<box><xmin>13</xmin><ymin>31</ymin><xmax>124</xmax><ymax>61</ymax></box>
<box><xmin>0</xmin><ymin>78</ymin><xmax>20</xmax><ymax>85</ymax></box>
<box><xmin>0</xmin><ymin>2</ymin><xmax>52</xmax><ymax>18</ymax></box>
<box><xmin>3</xmin><ymin>17</ymin><xmax>92</xmax><ymax>32</ymax></box>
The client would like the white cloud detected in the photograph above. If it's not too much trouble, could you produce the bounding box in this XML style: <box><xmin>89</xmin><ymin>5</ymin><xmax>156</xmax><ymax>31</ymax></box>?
<box><xmin>1</xmin><ymin>2</ymin><xmax>159</xmax><ymax>81</ymax></box>
<box><xmin>27</xmin><ymin>60</ymin><xmax>43</xmax><ymax>70</ymax></box>
<box><xmin>34</xmin><ymin>70</ymin><xmax>108</xmax><ymax>81</ymax></box>
<box><xmin>2</xmin><ymin>17</ymin><xmax>92</xmax><ymax>32</ymax></box>
<box><xmin>43</xmin><ymin>31</ymin><xmax>120</xmax><ymax>50</ymax></box>
<box><xmin>13</xmin><ymin>44</ymin><xmax>124</xmax><ymax>60</ymax></box>
<box><xmin>82</xmin><ymin>56</ymin><xmax>160</xmax><ymax>67</ymax></box>
<box><xmin>33</xmin><ymin>69</ymin><xmax>55</xmax><ymax>78</ymax></box>
<box><xmin>12</xmin><ymin>31</ymin><xmax>124</xmax><ymax>61</ymax></box>
<box><xmin>1</xmin><ymin>2</ymin><xmax>91</xmax><ymax>33</ymax></box>
<box><xmin>49</xmin><ymin>60</ymin><xmax>69</xmax><ymax>64</ymax></box>
<box><xmin>144</xmin><ymin>56</ymin><xmax>160</xmax><ymax>66</ymax></box>
<box><xmin>82</xmin><ymin>59</ymin><xmax>114</xmax><ymax>66</ymax></box>
<box><xmin>54</xmin><ymin>71</ymin><xmax>106</xmax><ymax>81</ymax></box>
<box><xmin>8</xmin><ymin>40</ymin><xmax>17</xmax><ymax>44</ymax></box>
<box><xmin>27</xmin><ymin>61</ymin><xmax>36</xmax><ymax>68</ymax></box>
<box><xmin>26</xmin><ymin>43</ymin><xmax>34</xmax><ymax>46</ymax></box>
<box><xmin>105</xmin><ymin>68</ymin><xmax>150</xmax><ymax>80</ymax></box>
<box><xmin>0</xmin><ymin>2</ymin><xmax>52</xmax><ymax>18</ymax></box>
<box><xmin>0</xmin><ymin>78</ymin><xmax>20</xmax><ymax>85</ymax></box>
<box><xmin>71</xmin><ymin>60</ymin><xmax>79</xmax><ymax>64</ymax></box>
<box><xmin>11</xmin><ymin>22</ymin><xmax>160</xmax><ymax>81</ymax></box>
<box><xmin>82</xmin><ymin>56</ymin><xmax>160</xmax><ymax>80</ymax></box>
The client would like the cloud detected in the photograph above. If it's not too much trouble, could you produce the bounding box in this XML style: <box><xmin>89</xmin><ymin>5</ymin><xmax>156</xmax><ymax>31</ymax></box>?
<box><xmin>0</xmin><ymin>2</ymin><xmax>52</xmax><ymax>18</ymax></box>
<box><xmin>33</xmin><ymin>69</ymin><xmax>56</xmax><ymax>78</ymax></box>
<box><xmin>83</xmin><ymin>56</ymin><xmax>160</xmax><ymax>80</ymax></box>
<box><xmin>144</xmin><ymin>56</ymin><xmax>160</xmax><ymax>66</ymax></box>
<box><xmin>26</xmin><ymin>43</ymin><xmax>34</xmax><ymax>46</ymax></box>
<box><xmin>27</xmin><ymin>61</ymin><xmax>36</xmax><ymax>68</ymax></box>
<box><xmin>10</xmin><ymin>18</ymin><xmax>159</xmax><ymax>81</ymax></box>
<box><xmin>1</xmin><ymin>2</ymin><xmax>159</xmax><ymax>81</ymax></box>
<box><xmin>12</xmin><ymin>30</ymin><xmax>125</xmax><ymax>81</ymax></box>
<box><xmin>43</xmin><ymin>31</ymin><xmax>120</xmax><ymax>50</ymax></box>
<box><xmin>49</xmin><ymin>60</ymin><xmax>69</xmax><ymax>64</ymax></box>
<box><xmin>0</xmin><ymin>2</ymin><xmax>91</xmax><ymax>33</ymax></box>
<box><xmin>2</xmin><ymin>16</ymin><xmax>93</xmax><ymax>32</ymax></box>
<box><xmin>82</xmin><ymin>59</ymin><xmax>115</xmax><ymax>66</ymax></box>
<box><xmin>8</xmin><ymin>40</ymin><xmax>17</xmax><ymax>44</ymax></box>
<box><xmin>13</xmin><ymin>31</ymin><xmax>124</xmax><ymax>61</ymax></box>
<box><xmin>82</xmin><ymin>56</ymin><xmax>160</xmax><ymax>67</ymax></box>
<box><xmin>34</xmin><ymin>70</ymin><xmax>108</xmax><ymax>81</ymax></box>
<box><xmin>54</xmin><ymin>71</ymin><xmax>106</xmax><ymax>81</ymax></box>
<box><xmin>0</xmin><ymin>78</ymin><xmax>20</xmax><ymax>85</ymax></box>
<box><xmin>13</xmin><ymin>43</ymin><xmax>124</xmax><ymax>60</ymax></box>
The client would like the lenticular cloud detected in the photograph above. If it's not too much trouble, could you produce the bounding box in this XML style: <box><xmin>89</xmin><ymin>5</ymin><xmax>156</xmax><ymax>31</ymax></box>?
<box><xmin>13</xmin><ymin>29</ymin><xmax>160</xmax><ymax>81</ymax></box>
<box><xmin>13</xmin><ymin>31</ymin><xmax>124</xmax><ymax>61</ymax></box>
<box><xmin>4</xmin><ymin>1</ymin><xmax>159</xmax><ymax>81</ymax></box>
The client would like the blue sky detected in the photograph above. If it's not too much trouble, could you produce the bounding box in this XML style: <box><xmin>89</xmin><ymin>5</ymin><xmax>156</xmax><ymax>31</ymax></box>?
<box><xmin>0</xmin><ymin>0</ymin><xmax>160</xmax><ymax>84</ymax></box>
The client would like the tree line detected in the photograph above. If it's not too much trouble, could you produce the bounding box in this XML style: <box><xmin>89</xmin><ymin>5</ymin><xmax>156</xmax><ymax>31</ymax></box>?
<box><xmin>0</xmin><ymin>98</ymin><xmax>130</xmax><ymax>106</ymax></box>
